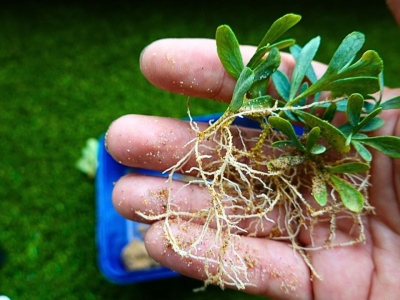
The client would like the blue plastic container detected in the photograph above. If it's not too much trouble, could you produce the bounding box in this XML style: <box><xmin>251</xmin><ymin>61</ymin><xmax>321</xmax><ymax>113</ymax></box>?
<box><xmin>95</xmin><ymin>112</ymin><xmax>301</xmax><ymax>284</ymax></box>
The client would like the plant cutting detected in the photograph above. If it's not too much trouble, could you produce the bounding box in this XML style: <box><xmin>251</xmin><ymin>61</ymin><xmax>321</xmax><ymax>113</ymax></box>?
<box><xmin>136</xmin><ymin>13</ymin><xmax>400</xmax><ymax>290</ymax></box>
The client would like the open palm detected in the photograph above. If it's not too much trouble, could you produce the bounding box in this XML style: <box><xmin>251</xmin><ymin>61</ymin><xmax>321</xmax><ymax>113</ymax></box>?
<box><xmin>106</xmin><ymin>39</ymin><xmax>400</xmax><ymax>299</ymax></box>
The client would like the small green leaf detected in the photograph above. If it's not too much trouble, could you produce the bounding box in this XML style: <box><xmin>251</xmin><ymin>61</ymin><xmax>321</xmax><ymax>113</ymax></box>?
<box><xmin>363</xmin><ymin>100</ymin><xmax>377</xmax><ymax>114</ymax></box>
<box><xmin>326</xmin><ymin>162</ymin><xmax>370</xmax><ymax>174</ymax></box>
<box><xmin>351</xmin><ymin>140</ymin><xmax>372</xmax><ymax>162</ymax></box>
<box><xmin>358</xmin><ymin>117</ymin><xmax>384</xmax><ymax>132</ymax></box>
<box><xmin>247</xmin><ymin>40</ymin><xmax>295</xmax><ymax>69</ymax></box>
<box><xmin>380</xmin><ymin>95</ymin><xmax>400</xmax><ymax>110</ymax></box>
<box><xmin>346</xmin><ymin>93</ymin><xmax>364</xmax><ymax>127</ymax></box>
<box><xmin>357</xmin><ymin>143</ymin><xmax>374</xmax><ymax>162</ymax></box>
<box><xmin>289</xmin><ymin>36</ymin><xmax>320</xmax><ymax>100</ymax></box>
<box><xmin>271</xmin><ymin>69</ymin><xmax>290</xmax><ymax>101</ymax></box>
<box><xmin>271</xmin><ymin>140</ymin><xmax>296</xmax><ymax>148</ymax></box>
<box><xmin>354</xmin><ymin>107</ymin><xmax>383</xmax><ymax>133</ymax></box>
<box><xmin>229</xmin><ymin>67</ymin><xmax>254</xmax><ymax>112</ymax></box>
<box><xmin>353</xmin><ymin>136</ymin><xmax>400</xmax><ymax>159</ymax></box>
<box><xmin>294</xmin><ymin>110</ymin><xmax>350</xmax><ymax>153</ymax></box>
<box><xmin>216</xmin><ymin>25</ymin><xmax>244</xmax><ymax>79</ymax></box>
<box><xmin>253</xmin><ymin>47</ymin><xmax>281</xmax><ymax>81</ymax></box>
<box><xmin>248</xmin><ymin>48</ymin><xmax>281</xmax><ymax>99</ymax></box>
<box><xmin>290</xmin><ymin>49</ymin><xmax>383</xmax><ymax>105</ymax></box>
<box><xmin>345</xmin><ymin>133</ymin><xmax>353</xmax><ymax>146</ymax></box>
<box><xmin>306</xmin><ymin>127</ymin><xmax>320</xmax><ymax>151</ymax></box>
<box><xmin>247</xmin><ymin>46</ymin><xmax>269</xmax><ymax>69</ymax></box>
<box><xmin>268</xmin><ymin>116</ymin><xmax>305</xmax><ymax>150</ymax></box>
<box><xmin>290</xmin><ymin>44</ymin><xmax>320</xmax><ymax>107</ymax></box>
<box><xmin>257</xmin><ymin>13</ymin><xmax>302</xmax><ymax>49</ymax></box>
<box><xmin>241</xmin><ymin>95</ymin><xmax>275</xmax><ymax>110</ymax></box>
<box><xmin>310</xmin><ymin>144</ymin><xmax>326</xmax><ymax>154</ymax></box>
<box><xmin>322</xmin><ymin>103</ymin><xmax>337</xmax><ymax>122</ymax></box>
<box><xmin>327</xmin><ymin>76</ymin><xmax>381</xmax><ymax>99</ymax></box>
<box><xmin>330</xmin><ymin>174</ymin><xmax>364</xmax><ymax>212</ymax></box>
<box><xmin>326</xmin><ymin>31</ymin><xmax>365</xmax><ymax>74</ymax></box>
<box><xmin>270</xmin><ymin>39</ymin><xmax>296</xmax><ymax>51</ymax></box>
<box><xmin>312</xmin><ymin>172</ymin><xmax>328</xmax><ymax>206</ymax></box>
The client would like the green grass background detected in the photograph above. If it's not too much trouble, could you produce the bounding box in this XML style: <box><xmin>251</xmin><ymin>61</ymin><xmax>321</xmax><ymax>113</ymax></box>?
<box><xmin>0</xmin><ymin>0</ymin><xmax>399</xmax><ymax>299</ymax></box>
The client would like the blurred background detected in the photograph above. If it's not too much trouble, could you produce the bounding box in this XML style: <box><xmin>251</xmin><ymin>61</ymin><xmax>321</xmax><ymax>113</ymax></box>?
<box><xmin>0</xmin><ymin>0</ymin><xmax>399</xmax><ymax>299</ymax></box>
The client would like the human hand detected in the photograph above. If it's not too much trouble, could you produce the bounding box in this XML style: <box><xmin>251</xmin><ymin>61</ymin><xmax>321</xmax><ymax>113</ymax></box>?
<box><xmin>106</xmin><ymin>38</ymin><xmax>400</xmax><ymax>299</ymax></box>
<box><xmin>387</xmin><ymin>0</ymin><xmax>400</xmax><ymax>25</ymax></box>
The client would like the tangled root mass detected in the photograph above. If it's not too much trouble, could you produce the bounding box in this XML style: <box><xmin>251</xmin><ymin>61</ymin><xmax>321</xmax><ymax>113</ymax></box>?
<box><xmin>138</xmin><ymin>103</ymin><xmax>373</xmax><ymax>289</ymax></box>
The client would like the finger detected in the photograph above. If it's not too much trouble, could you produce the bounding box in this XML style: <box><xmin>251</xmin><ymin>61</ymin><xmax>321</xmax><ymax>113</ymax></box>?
<box><xmin>140</xmin><ymin>38</ymin><xmax>328</xmax><ymax>102</ymax></box>
<box><xmin>112</xmin><ymin>173</ymin><xmax>279</xmax><ymax>236</ymax></box>
<box><xmin>387</xmin><ymin>0</ymin><xmax>400</xmax><ymax>24</ymax></box>
<box><xmin>112</xmin><ymin>173</ymin><xmax>211</xmax><ymax>223</ymax></box>
<box><xmin>106</xmin><ymin>114</ymin><xmax>262</xmax><ymax>170</ymax></box>
<box><xmin>106</xmin><ymin>114</ymin><xmax>198</xmax><ymax>170</ymax></box>
<box><xmin>140</xmin><ymin>38</ymin><xmax>253</xmax><ymax>102</ymax></box>
<box><xmin>144</xmin><ymin>220</ymin><xmax>312</xmax><ymax>299</ymax></box>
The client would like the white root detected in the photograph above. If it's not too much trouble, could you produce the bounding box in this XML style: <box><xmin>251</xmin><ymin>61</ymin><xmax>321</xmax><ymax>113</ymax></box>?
<box><xmin>140</xmin><ymin>103</ymin><xmax>374</xmax><ymax>290</ymax></box>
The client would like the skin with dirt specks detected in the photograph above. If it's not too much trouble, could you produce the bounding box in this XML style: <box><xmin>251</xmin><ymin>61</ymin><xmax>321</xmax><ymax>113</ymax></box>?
<box><xmin>107</xmin><ymin>10</ymin><xmax>400</xmax><ymax>299</ymax></box>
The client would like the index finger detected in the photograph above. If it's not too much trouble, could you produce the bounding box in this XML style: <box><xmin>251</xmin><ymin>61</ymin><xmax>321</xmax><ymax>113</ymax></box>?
<box><xmin>140</xmin><ymin>38</ymin><xmax>249</xmax><ymax>102</ymax></box>
<box><xmin>140</xmin><ymin>38</ymin><xmax>328</xmax><ymax>102</ymax></box>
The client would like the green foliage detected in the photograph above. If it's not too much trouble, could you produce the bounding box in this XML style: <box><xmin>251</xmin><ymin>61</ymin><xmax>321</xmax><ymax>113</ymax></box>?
<box><xmin>352</xmin><ymin>136</ymin><xmax>400</xmax><ymax>158</ymax></box>
<box><xmin>295</xmin><ymin>110</ymin><xmax>351</xmax><ymax>153</ymax></box>
<box><xmin>257</xmin><ymin>13</ymin><xmax>301</xmax><ymax>48</ymax></box>
<box><xmin>230</xmin><ymin>67</ymin><xmax>254</xmax><ymax>111</ymax></box>
<box><xmin>312</xmin><ymin>171</ymin><xmax>328</xmax><ymax>206</ymax></box>
<box><xmin>305</xmin><ymin>127</ymin><xmax>326</xmax><ymax>154</ymax></box>
<box><xmin>346</xmin><ymin>93</ymin><xmax>364</xmax><ymax>127</ymax></box>
<box><xmin>216</xmin><ymin>25</ymin><xmax>244</xmax><ymax>79</ymax></box>
<box><xmin>215</xmin><ymin>13</ymin><xmax>400</xmax><ymax>211</ymax></box>
<box><xmin>380</xmin><ymin>95</ymin><xmax>400</xmax><ymax>109</ymax></box>
<box><xmin>269</xmin><ymin>116</ymin><xmax>305</xmax><ymax>151</ymax></box>
<box><xmin>326</xmin><ymin>162</ymin><xmax>370</xmax><ymax>173</ymax></box>
<box><xmin>288</xmin><ymin>36</ymin><xmax>320</xmax><ymax>100</ymax></box>
<box><xmin>2</xmin><ymin>1</ymin><xmax>399</xmax><ymax>298</ymax></box>
<box><xmin>329</xmin><ymin>174</ymin><xmax>364</xmax><ymax>212</ymax></box>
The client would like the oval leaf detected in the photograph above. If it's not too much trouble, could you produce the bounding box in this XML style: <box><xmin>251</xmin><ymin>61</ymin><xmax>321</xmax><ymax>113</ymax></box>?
<box><xmin>322</xmin><ymin>102</ymin><xmax>337</xmax><ymax>122</ymax></box>
<box><xmin>268</xmin><ymin>116</ymin><xmax>305</xmax><ymax>150</ymax></box>
<box><xmin>353</xmin><ymin>136</ymin><xmax>400</xmax><ymax>159</ymax></box>
<box><xmin>272</xmin><ymin>140</ymin><xmax>295</xmax><ymax>148</ymax></box>
<box><xmin>346</xmin><ymin>93</ymin><xmax>364</xmax><ymax>127</ymax></box>
<box><xmin>253</xmin><ymin>47</ymin><xmax>281</xmax><ymax>81</ymax></box>
<box><xmin>354</xmin><ymin>107</ymin><xmax>383</xmax><ymax>133</ymax></box>
<box><xmin>358</xmin><ymin>117</ymin><xmax>384</xmax><ymax>132</ymax></box>
<box><xmin>329</xmin><ymin>174</ymin><xmax>364</xmax><ymax>213</ymax></box>
<box><xmin>351</xmin><ymin>140</ymin><xmax>372</xmax><ymax>162</ymax></box>
<box><xmin>229</xmin><ymin>67</ymin><xmax>254</xmax><ymax>112</ymax></box>
<box><xmin>306</xmin><ymin>127</ymin><xmax>321</xmax><ymax>152</ymax></box>
<box><xmin>216</xmin><ymin>25</ymin><xmax>244</xmax><ymax>79</ymax></box>
<box><xmin>326</xmin><ymin>162</ymin><xmax>370</xmax><ymax>174</ymax></box>
<box><xmin>247</xmin><ymin>39</ymin><xmax>295</xmax><ymax>69</ymax></box>
<box><xmin>257</xmin><ymin>13</ymin><xmax>301</xmax><ymax>49</ymax></box>
<box><xmin>312</xmin><ymin>172</ymin><xmax>328</xmax><ymax>206</ymax></box>
<box><xmin>294</xmin><ymin>110</ymin><xmax>350</xmax><ymax>153</ymax></box>
<box><xmin>380</xmin><ymin>95</ymin><xmax>400</xmax><ymax>110</ymax></box>
<box><xmin>293</xmin><ymin>50</ymin><xmax>383</xmax><ymax>103</ymax></box>
<box><xmin>310</xmin><ymin>144</ymin><xmax>326</xmax><ymax>154</ymax></box>
<box><xmin>242</xmin><ymin>95</ymin><xmax>275</xmax><ymax>110</ymax></box>
<box><xmin>326</xmin><ymin>31</ymin><xmax>365</xmax><ymax>73</ymax></box>
<box><xmin>289</xmin><ymin>36</ymin><xmax>321</xmax><ymax>100</ymax></box>
<box><xmin>271</xmin><ymin>69</ymin><xmax>290</xmax><ymax>101</ymax></box>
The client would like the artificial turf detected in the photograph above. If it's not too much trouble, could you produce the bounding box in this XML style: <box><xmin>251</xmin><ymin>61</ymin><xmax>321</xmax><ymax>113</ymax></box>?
<box><xmin>0</xmin><ymin>1</ymin><xmax>399</xmax><ymax>299</ymax></box>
